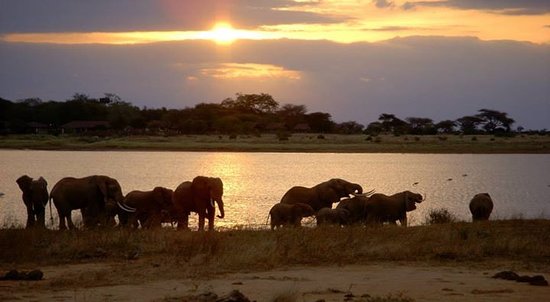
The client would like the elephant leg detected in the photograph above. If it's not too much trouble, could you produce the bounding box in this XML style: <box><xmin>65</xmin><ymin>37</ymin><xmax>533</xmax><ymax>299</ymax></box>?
<box><xmin>177</xmin><ymin>213</ymin><xmax>190</xmax><ymax>230</ymax></box>
<box><xmin>198</xmin><ymin>214</ymin><xmax>206</xmax><ymax>231</ymax></box>
<box><xmin>35</xmin><ymin>206</ymin><xmax>46</xmax><ymax>228</ymax></box>
<box><xmin>399</xmin><ymin>216</ymin><xmax>408</xmax><ymax>227</ymax></box>
<box><xmin>57</xmin><ymin>208</ymin><xmax>68</xmax><ymax>230</ymax></box>
<box><xmin>66</xmin><ymin>211</ymin><xmax>77</xmax><ymax>229</ymax></box>
<box><xmin>25</xmin><ymin>206</ymin><xmax>35</xmax><ymax>228</ymax></box>
<box><xmin>207</xmin><ymin>211</ymin><xmax>215</xmax><ymax>231</ymax></box>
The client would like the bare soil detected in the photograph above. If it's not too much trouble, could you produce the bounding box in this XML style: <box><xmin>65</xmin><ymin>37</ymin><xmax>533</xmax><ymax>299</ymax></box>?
<box><xmin>1</xmin><ymin>262</ymin><xmax>548</xmax><ymax>301</ymax></box>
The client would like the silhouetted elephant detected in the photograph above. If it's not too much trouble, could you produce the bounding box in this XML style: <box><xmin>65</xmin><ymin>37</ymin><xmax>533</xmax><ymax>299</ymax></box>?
<box><xmin>365</xmin><ymin>191</ymin><xmax>424</xmax><ymax>227</ymax></box>
<box><xmin>119</xmin><ymin>187</ymin><xmax>174</xmax><ymax>228</ymax></box>
<box><xmin>173</xmin><ymin>176</ymin><xmax>225</xmax><ymax>231</ymax></box>
<box><xmin>469</xmin><ymin>193</ymin><xmax>494</xmax><ymax>221</ymax></box>
<box><xmin>50</xmin><ymin>175</ymin><xmax>124</xmax><ymax>229</ymax></box>
<box><xmin>16</xmin><ymin>175</ymin><xmax>48</xmax><ymax>229</ymax></box>
<box><xmin>280</xmin><ymin>178</ymin><xmax>363</xmax><ymax>212</ymax></box>
<box><xmin>269</xmin><ymin>202</ymin><xmax>315</xmax><ymax>230</ymax></box>
<box><xmin>336</xmin><ymin>195</ymin><xmax>370</xmax><ymax>225</ymax></box>
<box><xmin>316</xmin><ymin>207</ymin><xmax>350</xmax><ymax>226</ymax></box>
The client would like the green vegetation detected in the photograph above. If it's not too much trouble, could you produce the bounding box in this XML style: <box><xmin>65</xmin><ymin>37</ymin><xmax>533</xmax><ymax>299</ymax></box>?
<box><xmin>1</xmin><ymin>133</ymin><xmax>549</xmax><ymax>153</ymax></box>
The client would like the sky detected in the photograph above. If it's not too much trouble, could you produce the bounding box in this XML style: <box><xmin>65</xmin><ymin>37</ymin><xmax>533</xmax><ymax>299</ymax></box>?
<box><xmin>0</xmin><ymin>0</ymin><xmax>549</xmax><ymax>129</ymax></box>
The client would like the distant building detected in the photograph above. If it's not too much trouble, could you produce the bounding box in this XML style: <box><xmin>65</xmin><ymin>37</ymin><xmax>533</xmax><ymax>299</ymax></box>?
<box><xmin>26</xmin><ymin>122</ymin><xmax>50</xmax><ymax>134</ymax></box>
<box><xmin>61</xmin><ymin>120</ymin><xmax>110</xmax><ymax>134</ymax></box>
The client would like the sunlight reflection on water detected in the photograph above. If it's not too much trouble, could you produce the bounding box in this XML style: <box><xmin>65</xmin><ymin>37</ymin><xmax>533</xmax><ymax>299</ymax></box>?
<box><xmin>1</xmin><ymin>150</ymin><xmax>549</xmax><ymax>228</ymax></box>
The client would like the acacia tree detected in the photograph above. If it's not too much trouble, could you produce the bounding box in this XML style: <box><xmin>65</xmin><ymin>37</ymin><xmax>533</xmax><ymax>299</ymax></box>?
<box><xmin>476</xmin><ymin>109</ymin><xmax>515</xmax><ymax>133</ymax></box>
<box><xmin>435</xmin><ymin>120</ymin><xmax>456</xmax><ymax>134</ymax></box>
<box><xmin>406</xmin><ymin>117</ymin><xmax>435</xmax><ymax>135</ymax></box>
<box><xmin>456</xmin><ymin>115</ymin><xmax>483</xmax><ymax>134</ymax></box>
<box><xmin>378</xmin><ymin>113</ymin><xmax>408</xmax><ymax>134</ymax></box>
<box><xmin>221</xmin><ymin>93</ymin><xmax>279</xmax><ymax>114</ymax></box>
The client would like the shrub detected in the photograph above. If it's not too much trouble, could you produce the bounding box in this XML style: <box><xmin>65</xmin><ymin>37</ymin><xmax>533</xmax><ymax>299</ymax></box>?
<box><xmin>438</xmin><ymin>136</ymin><xmax>448</xmax><ymax>141</ymax></box>
<box><xmin>317</xmin><ymin>134</ymin><xmax>325</xmax><ymax>140</ymax></box>
<box><xmin>471</xmin><ymin>136</ymin><xmax>477</xmax><ymax>141</ymax></box>
<box><xmin>277</xmin><ymin>132</ymin><xmax>291</xmax><ymax>141</ymax></box>
<box><xmin>374</xmin><ymin>137</ymin><xmax>382</xmax><ymax>143</ymax></box>
<box><xmin>365</xmin><ymin>135</ymin><xmax>373</xmax><ymax>141</ymax></box>
<box><xmin>425</xmin><ymin>208</ymin><xmax>458</xmax><ymax>225</ymax></box>
<box><xmin>414</xmin><ymin>137</ymin><xmax>420</xmax><ymax>141</ymax></box>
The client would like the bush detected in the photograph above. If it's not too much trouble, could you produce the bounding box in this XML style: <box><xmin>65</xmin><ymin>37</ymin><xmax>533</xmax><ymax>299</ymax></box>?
<box><xmin>471</xmin><ymin>136</ymin><xmax>477</xmax><ymax>141</ymax></box>
<box><xmin>438</xmin><ymin>136</ymin><xmax>448</xmax><ymax>141</ymax></box>
<box><xmin>365</xmin><ymin>135</ymin><xmax>373</xmax><ymax>141</ymax></box>
<box><xmin>317</xmin><ymin>134</ymin><xmax>325</xmax><ymax>140</ymax></box>
<box><xmin>277</xmin><ymin>132</ymin><xmax>291</xmax><ymax>141</ymax></box>
<box><xmin>425</xmin><ymin>208</ymin><xmax>458</xmax><ymax>225</ymax></box>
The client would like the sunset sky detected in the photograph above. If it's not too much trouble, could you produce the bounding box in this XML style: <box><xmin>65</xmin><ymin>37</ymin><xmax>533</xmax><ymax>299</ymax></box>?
<box><xmin>1</xmin><ymin>0</ymin><xmax>549</xmax><ymax>129</ymax></box>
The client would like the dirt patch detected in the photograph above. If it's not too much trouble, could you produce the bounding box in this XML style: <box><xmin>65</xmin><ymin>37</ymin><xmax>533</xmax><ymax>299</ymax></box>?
<box><xmin>1</xmin><ymin>263</ymin><xmax>548</xmax><ymax>301</ymax></box>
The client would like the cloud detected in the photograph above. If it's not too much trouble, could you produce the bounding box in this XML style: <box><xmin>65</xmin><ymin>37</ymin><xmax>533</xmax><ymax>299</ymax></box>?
<box><xmin>0</xmin><ymin>0</ymin><xmax>346</xmax><ymax>34</ymax></box>
<box><xmin>0</xmin><ymin>37</ymin><xmax>548</xmax><ymax>129</ymax></box>
<box><xmin>374</xmin><ymin>0</ymin><xmax>395</xmax><ymax>9</ymax></box>
<box><xmin>402</xmin><ymin>0</ymin><xmax>550</xmax><ymax>15</ymax></box>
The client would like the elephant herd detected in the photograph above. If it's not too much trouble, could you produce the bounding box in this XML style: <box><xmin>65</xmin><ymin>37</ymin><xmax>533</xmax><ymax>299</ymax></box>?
<box><xmin>15</xmin><ymin>175</ymin><xmax>224</xmax><ymax>231</ymax></box>
<box><xmin>15</xmin><ymin>175</ymin><xmax>494</xmax><ymax>231</ymax></box>
<box><xmin>268</xmin><ymin>179</ymin><xmax>494</xmax><ymax>229</ymax></box>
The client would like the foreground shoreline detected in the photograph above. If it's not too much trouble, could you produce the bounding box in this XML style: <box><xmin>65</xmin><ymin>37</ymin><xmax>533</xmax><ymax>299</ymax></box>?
<box><xmin>1</xmin><ymin>220</ymin><xmax>549</xmax><ymax>301</ymax></box>
<box><xmin>1</xmin><ymin>134</ymin><xmax>549</xmax><ymax>153</ymax></box>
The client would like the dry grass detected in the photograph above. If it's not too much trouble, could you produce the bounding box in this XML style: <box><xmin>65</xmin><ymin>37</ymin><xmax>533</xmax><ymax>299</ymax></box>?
<box><xmin>1</xmin><ymin>220</ymin><xmax>549</xmax><ymax>272</ymax></box>
<box><xmin>0</xmin><ymin>134</ymin><xmax>549</xmax><ymax>153</ymax></box>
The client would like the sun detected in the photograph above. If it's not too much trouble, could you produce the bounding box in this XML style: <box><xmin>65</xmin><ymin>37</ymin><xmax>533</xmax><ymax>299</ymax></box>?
<box><xmin>209</xmin><ymin>22</ymin><xmax>238</xmax><ymax>45</ymax></box>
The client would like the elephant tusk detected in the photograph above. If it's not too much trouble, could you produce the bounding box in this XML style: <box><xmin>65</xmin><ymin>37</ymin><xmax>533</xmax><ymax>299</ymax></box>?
<box><xmin>420</xmin><ymin>193</ymin><xmax>427</xmax><ymax>202</ymax></box>
<box><xmin>353</xmin><ymin>189</ymin><xmax>375</xmax><ymax>198</ymax></box>
<box><xmin>210</xmin><ymin>198</ymin><xmax>215</xmax><ymax>207</ymax></box>
<box><xmin>117</xmin><ymin>201</ymin><xmax>136</xmax><ymax>213</ymax></box>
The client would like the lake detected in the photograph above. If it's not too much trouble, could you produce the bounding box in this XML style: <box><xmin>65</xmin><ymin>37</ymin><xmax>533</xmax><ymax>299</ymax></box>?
<box><xmin>1</xmin><ymin>150</ymin><xmax>549</xmax><ymax>228</ymax></box>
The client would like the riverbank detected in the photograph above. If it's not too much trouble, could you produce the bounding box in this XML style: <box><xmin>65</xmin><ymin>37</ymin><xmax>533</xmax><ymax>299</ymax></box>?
<box><xmin>1</xmin><ymin>220</ymin><xmax>549</xmax><ymax>301</ymax></box>
<box><xmin>1</xmin><ymin>134</ymin><xmax>549</xmax><ymax>153</ymax></box>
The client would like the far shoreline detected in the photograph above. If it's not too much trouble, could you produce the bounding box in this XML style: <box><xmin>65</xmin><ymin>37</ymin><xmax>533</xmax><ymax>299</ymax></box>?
<box><xmin>0</xmin><ymin>133</ymin><xmax>549</xmax><ymax>154</ymax></box>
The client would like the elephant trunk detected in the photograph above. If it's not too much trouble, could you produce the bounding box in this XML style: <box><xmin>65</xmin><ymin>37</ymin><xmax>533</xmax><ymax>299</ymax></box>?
<box><xmin>352</xmin><ymin>184</ymin><xmax>363</xmax><ymax>195</ymax></box>
<box><xmin>216</xmin><ymin>198</ymin><xmax>225</xmax><ymax>219</ymax></box>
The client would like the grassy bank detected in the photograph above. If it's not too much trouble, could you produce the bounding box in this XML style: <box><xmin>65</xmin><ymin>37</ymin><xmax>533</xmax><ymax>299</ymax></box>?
<box><xmin>2</xmin><ymin>220</ymin><xmax>549</xmax><ymax>271</ymax></box>
<box><xmin>1</xmin><ymin>133</ymin><xmax>549</xmax><ymax>153</ymax></box>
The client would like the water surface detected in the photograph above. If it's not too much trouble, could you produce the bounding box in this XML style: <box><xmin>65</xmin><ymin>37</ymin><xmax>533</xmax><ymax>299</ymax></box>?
<box><xmin>1</xmin><ymin>150</ymin><xmax>549</xmax><ymax>228</ymax></box>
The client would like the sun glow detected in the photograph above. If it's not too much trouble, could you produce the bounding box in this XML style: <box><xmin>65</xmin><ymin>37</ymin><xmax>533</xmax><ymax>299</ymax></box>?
<box><xmin>209</xmin><ymin>22</ymin><xmax>238</xmax><ymax>44</ymax></box>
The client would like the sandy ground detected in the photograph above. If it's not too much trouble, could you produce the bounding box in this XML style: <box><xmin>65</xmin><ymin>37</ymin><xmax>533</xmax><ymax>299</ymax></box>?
<box><xmin>1</xmin><ymin>262</ymin><xmax>548</xmax><ymax>302</ymax></box>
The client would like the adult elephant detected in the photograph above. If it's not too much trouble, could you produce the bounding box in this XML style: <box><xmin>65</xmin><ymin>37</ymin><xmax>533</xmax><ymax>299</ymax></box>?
<box><xmin>365</xmin><ymin>191</ymin><xmax>424</xmax><ymax>227</ymax></box>
<box><xmin>269</xmin><ymin>203</ymin><xmax>315</xmax><ymax>230</ymax></box>
<box><xmin>336</xmin><ymin>195</ymin><xmax>370</xmax><ymax>225</ymax></box>
<box><xmin>119</xmin><ymin>187</ymin><xmax>174</xmax><ymax>229</ymax></box>
<box><xmin>173</xmin><ymin>176</ymin><xmax>224</xmax><ymax>231</ymax></box>
<box><xmin>469</xmin><ymin>193</ymin><xmax>494</xmax><ymax>221</ymax></box>
<box><xmin>50</xmin><ymin>175</ymin><xmax>124</xmax><ymax>230</ymax></box>
<box><xmin>316</xmin><ymin>207</ymin><xmax>350</xmax><ymax>226</ymax></box>
<box><xmin>16</xmin><ymin>175</ymin><xmax>49</xmax><ymax>229</ymax></box>
<box><xmin>280</xmin><ymin>178</ymin><xmax>363</xmax><ymax>212</ymax></box>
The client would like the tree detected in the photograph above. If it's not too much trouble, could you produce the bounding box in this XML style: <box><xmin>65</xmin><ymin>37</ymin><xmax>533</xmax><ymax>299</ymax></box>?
<box><xmin>277</xmin><ymin>104</ymin><xmax>307</xmax><ymax>130</ymax></box>
<box><xmin>221</xmin><ymin>93</ymin><xmax>279</xmax><ymax>114</ymax></box>
<box><xmin>306</xmin><ymin>112</ymin><xmax>334</xmax><ymax>133</ymax></box>
<box><xmin>435</xmin><ymin>120</ymin><xmax>456</xmax><ymax>134</ymax></box>
<box><xmin>336</xmin><ymin>121</ymin><xmax>364</xmax><ymax>134</ymax></box>
<box><xmin>476</xmin><ymin>109</ymin><xmax>515</xmax><ymax>133</ymax></box>
<box><xmin>378</xmin><ymin>113</ymin><xmax>409</xmax><ymax>134</ymax></box>
<box><xmin>364</xmin><ymin>121</ymin><xmax>383</xmax><ymax>135</ymax></box>
<box><xmin>406</xmin><ymin>117</ymin><xmax>435</xmax><ymax>135</ymax></box>
<box><xmin>456</xmin><ymin>115</ymin><xmax>483</xmax><ymax>134</ymax></box>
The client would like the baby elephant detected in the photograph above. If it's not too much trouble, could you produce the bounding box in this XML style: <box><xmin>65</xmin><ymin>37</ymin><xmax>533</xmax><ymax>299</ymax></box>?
<box><xmin>469</xmin><ymin>193</ymin><xmax>494</xmax><ymax>221</ymax></box>
<box><xmin>16</xmin><ymin>175</ymin><xmax>49</xmax><ymax>229</ymax></box>
<box><xmin>316</xmin><ymin>207</ymin><xmax>351</xmax><ymax>226</ymax></box>
<box><xmin>269</xmin><ymin>203</ymin><xmax>315</xmax><ymax>230</ymax></box>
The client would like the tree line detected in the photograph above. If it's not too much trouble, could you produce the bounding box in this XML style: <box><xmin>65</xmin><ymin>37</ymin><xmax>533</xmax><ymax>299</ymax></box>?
<box><xmin>0</xmin><ymin>92</ymin><xmax>531</xmax><ymax>136</ymax></box>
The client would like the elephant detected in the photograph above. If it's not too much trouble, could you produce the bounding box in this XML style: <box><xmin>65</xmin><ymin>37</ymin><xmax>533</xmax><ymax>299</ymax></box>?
<box><xmin>280</xmin><ymin>178</ymin><xmax>363</xmax><ymax>212</ymax></box>
<box><xmin>316</xmin><ymin>207</ymin><xmax>351</xmax><ymax>226</ymax></box>
<box><xmin>269</xmin><ymin>202</ymin><xmax>315</xmax><ymax>230</ymax></box>
<box><xmin>173</xmin><ymin>176</ymin><xmax>224</xmax><ymax>231</ymax></box>
<box><xmin>469</xmin><ymin>193</ymin><xmax>494</xmax><ymax>221</ymax></box>
<box><xmin>119</xmin><ymin>187</ymin><xmax>174</xmax><ymax>229</ymax></box>
<box><xmin>364</xmin><ymin>191</ymin><xmax>424</xmax><ymax>227</ymax></box>
<box><xmin>50</xmin><ymin>175</ymin><xmax>124</xmax><ymax>229</ymax></box>
<box><xmin>335</xmin><ymin>195</ymin><xmax>370</xmax><ymax>225</ymax></box>
<box><xmin>16</xmin><ymin>175</ymin><xmax>49</xmax><ymax>229</ymax></box>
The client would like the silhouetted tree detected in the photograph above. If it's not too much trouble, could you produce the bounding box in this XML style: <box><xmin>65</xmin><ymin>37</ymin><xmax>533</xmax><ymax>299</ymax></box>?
<box><xmin>456</xmin><ymin>115</ymin><xmax>483</xmax><ymax>134</ymax></box>
<box><xmin>406</xmin><ymin>117</ymin><xmax>435</xmax><ymax>135</ymax></box>
<box><xmin>221</xmin><ymin>93</ymin><xmax>279</xmax><ymax>114</ymax></box>
<box><xmin>306</xmin><ymin>112</ymin><xmax>334</xmax><ymax>133</ymax></box>
<box><xmin>435</xmin><ymin>120</ymin><xmax>456</xmax><ymax>134</ymax></box>
<box><xmin>378</xmin><ymin>113</ymin><xmax>408</xmax><ymax>134</ymax></box>
<box><xmin>364</xmin><ymin>121</ymin><xmax>383</xmax><ymax>135</ymax></box>
<box><xmin>336</xmin><ymin>121</ymin><xmax>364</xmax><ymax>134</ymax></box>
<box><xmin>476</xmin><ymin>108</ymin><xmax>515</xmax><ymax>133</ymax></box>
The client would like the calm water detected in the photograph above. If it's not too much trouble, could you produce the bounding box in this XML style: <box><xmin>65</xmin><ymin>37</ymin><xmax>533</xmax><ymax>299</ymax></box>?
<box><xmin>1</xmin><ymin>150</ymin><xmax>549</xmax><ymax>228</ymax></box>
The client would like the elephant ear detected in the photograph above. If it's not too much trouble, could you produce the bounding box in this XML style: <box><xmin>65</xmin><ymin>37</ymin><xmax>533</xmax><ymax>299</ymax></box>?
<box><xmin>152</xmin><ymin>187</ymin><xmax>165</xmax><ymax>207</ymax></box>
<box><xmin>405</xmin><ymin>198</ymin><xmax>417</xmax><ymax>211</ymax></box>
<box><xmin>16</xmin><ymin>175</ymin><xmax>33</xmax><ymax>191</ymax></box>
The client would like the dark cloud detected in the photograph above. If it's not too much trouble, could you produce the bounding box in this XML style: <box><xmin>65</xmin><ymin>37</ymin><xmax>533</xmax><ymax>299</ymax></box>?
<box><xmin>374</xmin><ymin>0</ymin><xmax>394</xmax><ymax>8</ymax></box>
<box><xmin>0</xmin><ymin>0</ymin><xmax>345</xmax><ymax>33</ymax></box>
<box><xmin>402</xmin><ymin>0</ymin><xmax>550</xmax><ymax>15</ymax></box>
<box><xmin>1</xmin><ymin>36</ymin><xmax>548</xmax><ymax>129</ymax></box>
